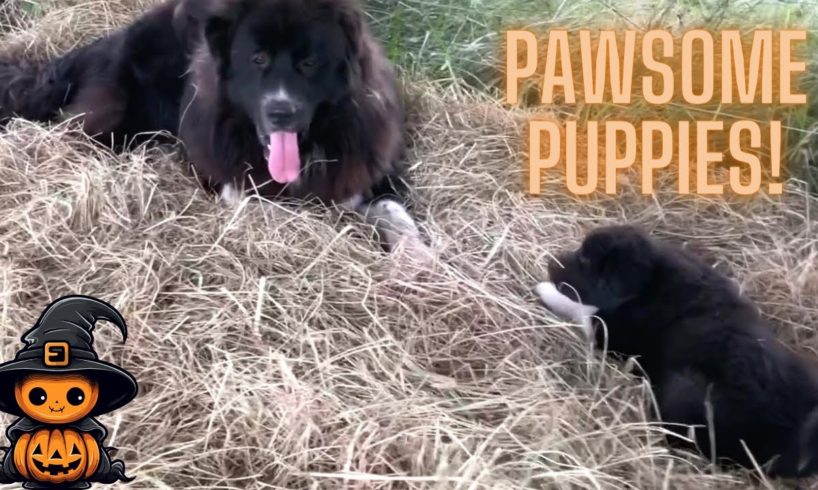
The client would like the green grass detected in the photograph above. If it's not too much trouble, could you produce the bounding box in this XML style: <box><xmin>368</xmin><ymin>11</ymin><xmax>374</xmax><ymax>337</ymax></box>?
<box><xmin>364</xmin><ymin>0</ymin><xmax>546</xmax><ymax>91</ymax></box>
<box><xmin>366</xmin><ymin>0</ymin><xmax>818</xmax><ymax>191</ymax></box>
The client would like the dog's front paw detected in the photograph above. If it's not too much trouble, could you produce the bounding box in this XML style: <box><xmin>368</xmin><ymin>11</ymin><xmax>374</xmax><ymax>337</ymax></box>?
<box><xmin>534</xmin><ymin>281</ymin><xmax>598</xmax><ymax>339</ymax></box>
<box><xmin>535</xmin><ymin>281</ymin><xmax>562</xmax><ymax>311</ymax></box>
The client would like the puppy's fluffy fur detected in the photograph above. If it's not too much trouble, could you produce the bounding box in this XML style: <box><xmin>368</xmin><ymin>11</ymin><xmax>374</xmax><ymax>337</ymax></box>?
<box><xmin>537</xmin><ymin>225</ymin><xmax>818</xmax><ymax>478</ymax></box>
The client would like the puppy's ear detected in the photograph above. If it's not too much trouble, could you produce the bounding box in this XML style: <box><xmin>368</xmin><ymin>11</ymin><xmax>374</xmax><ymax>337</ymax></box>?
<box><xmin>602</xmin><ymin>229</ymin><xmax>654</xmax><ymax>274</ymax></box>
<box><xmin>584</xmin><ymin>226</ymin><xmax>655</xmax><ymax>306</ymax></box>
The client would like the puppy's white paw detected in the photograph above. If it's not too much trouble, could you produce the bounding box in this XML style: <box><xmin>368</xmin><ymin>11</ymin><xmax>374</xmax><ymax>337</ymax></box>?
<box><xmin>535</xmin><ymin>282</ymin><xmax>562</xmax><ymax>308</ymax></box>
<box><xmin>535</xmin><ymin>281</ymin><xmax>597</xmax><ymax>339</ymax></box>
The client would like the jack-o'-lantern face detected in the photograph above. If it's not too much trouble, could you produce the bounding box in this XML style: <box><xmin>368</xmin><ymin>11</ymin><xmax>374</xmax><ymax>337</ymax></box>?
<box><xmin>14</xmin><ymin>428</ymin><xmax>99</xmax><ymax>483</ymax></box>
<box><xmin>14</xmin><ymin>374</ymin><xmax>98</xmax><ymax>424</ymax></box>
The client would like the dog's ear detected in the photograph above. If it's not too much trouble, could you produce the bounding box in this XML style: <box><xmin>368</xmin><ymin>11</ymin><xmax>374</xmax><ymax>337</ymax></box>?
<box><xmin>172</xmin><ymin>0</ymin><xmax>236</xmax><ymax>56</ymax></box>
<box><xmin>335</xmin><ymin>2</ymin><xmax>367</xmax><ymax>83</ymax></box>
<box><xmin>582</xmin><ymin>226</ymin><xmax>655</xmax><ymax>306</ymax></box>
<box><xmin>602</xmin><ymin>228</ymin><xmax>653</xmax><ymax>272</ymax></box>
<box><xmin>339</xmin><ymin>9</ymin><xmax>364</xmax><ymax>58</ymax></box>
<box><xmin>204</xmin><ymin>16</ymin><xmax>234</xmax><ymax>61</ymax></box>
<box><xmin>172</xmin><ymin>1</ymin><xmax>200</xmax><ymax>48</ymax></box>
<box><xmin>176</xmin><ymin>0</ymin><xmax>245</xmax><ymax>62</ymax></box>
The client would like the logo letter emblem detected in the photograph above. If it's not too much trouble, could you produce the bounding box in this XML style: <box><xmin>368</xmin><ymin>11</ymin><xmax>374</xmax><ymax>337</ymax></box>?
<box><xmin>43</xmin><ymin>342</ymin><xmax>70</xmax><ymax>367</ymax></box>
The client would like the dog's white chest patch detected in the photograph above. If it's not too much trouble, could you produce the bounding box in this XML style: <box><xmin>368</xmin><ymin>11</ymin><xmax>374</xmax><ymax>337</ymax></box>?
<box><xmin>220</xmin><ymin>183</ymin><xmax>243</xmax><ymax>205</ymax></box>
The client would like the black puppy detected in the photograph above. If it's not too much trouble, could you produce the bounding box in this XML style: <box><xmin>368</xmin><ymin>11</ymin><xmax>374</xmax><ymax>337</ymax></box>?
<box><xmin>536</xmin><ymin>225</ymin><xmax>818</xmax><ymax>478</ymax></box>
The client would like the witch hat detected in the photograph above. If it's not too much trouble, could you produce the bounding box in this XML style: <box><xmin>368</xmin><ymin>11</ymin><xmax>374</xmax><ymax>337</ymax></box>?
<box><xmin>0</xmin><ymin>295</ymin><xmax>138</xmax><ymax>418</ymax></box>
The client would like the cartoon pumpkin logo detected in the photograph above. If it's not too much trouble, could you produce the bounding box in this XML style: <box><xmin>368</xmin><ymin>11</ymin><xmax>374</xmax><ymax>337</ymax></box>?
<box><xmin>0</xmin><ymin>295</ymin><xmax>138</xmax><ymax>488</ymax></box>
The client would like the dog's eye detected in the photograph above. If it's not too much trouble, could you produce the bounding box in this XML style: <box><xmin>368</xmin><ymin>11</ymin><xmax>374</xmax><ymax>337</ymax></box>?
<box><xmin>251</xmin><ymin>52</ymin><xmax>270</xmax><ymax>67</ymax></box>
<box><xmin>297</xmin><ymin>56</ymin><xmax>318</xmax><ymax>73</ymax></box>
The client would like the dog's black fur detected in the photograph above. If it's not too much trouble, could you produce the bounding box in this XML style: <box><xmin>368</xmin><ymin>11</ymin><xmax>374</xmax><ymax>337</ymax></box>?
<box><xmin>546</xmin><ymin>225</ymin><xmax>818</xmax><ymax>478</ymax></box>
<box><xmin>0</xmin><ymin>0</ymin><xmax>405</xmax><ymax>204</ymax></box>
<box><xmin>0</xmin><ymin>2</ymin><xmax>188</xmax><ymax>146</ymax></box>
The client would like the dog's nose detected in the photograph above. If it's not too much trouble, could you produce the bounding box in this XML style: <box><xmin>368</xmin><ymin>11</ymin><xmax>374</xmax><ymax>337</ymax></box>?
<box><xmin>264</xmin><ymin>100</ymin><xmax>297</xmax><ymax>126</ymax></box>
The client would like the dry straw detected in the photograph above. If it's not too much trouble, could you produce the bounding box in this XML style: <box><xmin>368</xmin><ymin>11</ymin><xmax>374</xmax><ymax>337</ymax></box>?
<box><xmin>0</xmin><ymin>1</ymin><xmax>816</xmax><ymax>488</ymax></box>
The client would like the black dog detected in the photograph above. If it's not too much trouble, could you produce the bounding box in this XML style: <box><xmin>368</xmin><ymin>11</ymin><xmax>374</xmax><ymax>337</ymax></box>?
<box><xmin>536</xmin><ymin>225</ymin><xmax>818</xmax><ymax>478</ymax></box>
<box><xmin>0</xmin><ymin>0</ymin><xmax>429</xmax><ymax>258</ymax></box>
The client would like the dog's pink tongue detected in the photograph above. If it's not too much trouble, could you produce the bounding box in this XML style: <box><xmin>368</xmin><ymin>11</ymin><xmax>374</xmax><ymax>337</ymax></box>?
<box><xmin>267</xmin><ymin>132</ymin><xmax>300</xmax><ymax>184</ymax></box>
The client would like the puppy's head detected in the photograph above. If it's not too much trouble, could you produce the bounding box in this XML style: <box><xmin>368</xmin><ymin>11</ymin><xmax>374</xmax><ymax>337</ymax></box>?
<box><xmin>186</xmin><ymin>0</ymin><xmax>366</xmax><ymax>183</ymax></box>
<box><xmin>548</xmin><ymin>225</ymin><xmax>656</xmax><ymax>310</ymax></box>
